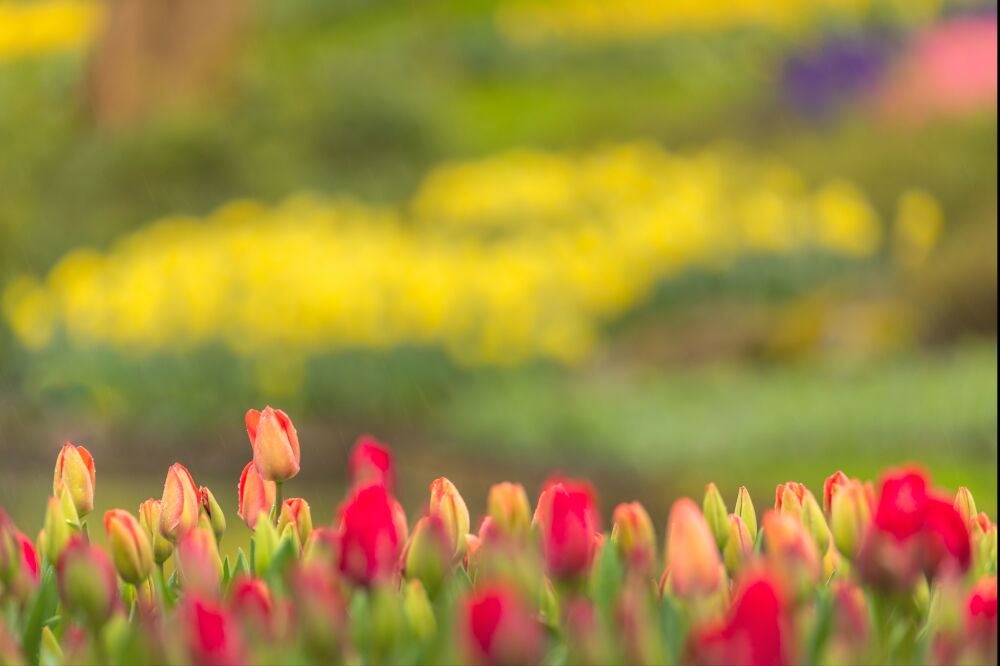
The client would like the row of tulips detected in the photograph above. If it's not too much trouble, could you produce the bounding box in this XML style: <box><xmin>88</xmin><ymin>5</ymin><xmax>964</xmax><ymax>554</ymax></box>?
<box><xmin>1</xmin><ymin>407</ymin><xmax>997</xmax><ymax>665</ymax></box>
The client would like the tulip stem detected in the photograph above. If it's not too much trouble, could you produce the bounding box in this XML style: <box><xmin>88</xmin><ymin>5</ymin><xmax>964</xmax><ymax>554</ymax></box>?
<box><xmin>271</xmin><ymin>481</ymin><xmax>283</xmax><ymax>526</ymax></box>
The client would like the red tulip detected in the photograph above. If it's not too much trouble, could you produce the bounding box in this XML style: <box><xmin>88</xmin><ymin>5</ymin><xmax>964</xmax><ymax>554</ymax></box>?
<box><xmin>237</xmin><ymin>461</ymin><xmax>277</xmax><ymax>530</ymax></box>
<box><xmin>53</xmin><ymin>442</ymin><xmax>96</xmax><ymax>517</ymax></box>
<box><xmin>823</xmin><ymin>470</ymin><xmax>850</xmax><ymax>514</ymax></box>
<box><xmin>966</xmin><ymin>575</ymin><xmax>997</xmax><ymax>648</ymax></box>
<box><xmin>611</xmin><ymin>502</ymin><xmax>657</xmax><ymax>576</ymax></box>
<box><xmin>229</xmin><ymin>575</ymin><xmax>274</xmax><ymax>635</ymax></box>
<box><xmin>0</xmin><ymin>513</ymin><xmax>39</xmax><ymax>602</ymax></box>
<box><xmin>278</xmin><ymin>498</ymin><xmax>313</xmax><ymax>546</ymax></box>
<box><xmin>337</xmin><ymin>484</ymin><xmax>404</xmax><ymax>586</ymax></box>
<box><xmin>57</xmin><ymin>536</ymin><xmax>118</xmax><ymax>628</ymax></box>
<box><xmin>665</xmin><ymin>498</ymin><xmax>723</xmax><ymax>598</ymax></box>
<box><xmin>159</xmin><ymin>463</ymin><xmax>200</xmax><ymax>542</ymax></box>
<box><xmin>461</xmin><ymin>583</ymin><xmax>543</xmax><ymax>666</ymax></box>
<box><xmin>533</xmin><ymin>481</ymin><xmax>598</xmax><ymax>579</ymax></box>
<box><xmin>349</xmin><ymin>434</ymin><xmax>394</xmax><ymax>490</ymax></box>
<box><xmin>177</xmin><ymin>527</ymin><xmax>223</xmax><ymax>596</ymax></box>
<box><xmin>245</xmin><ymin>406</ymin><xmax>301</xmax><ymax>482</ymax></box>
<box><xmin>182</xmin><ymin>596</ymin><xmax>245</xmax><ymax>666</ymax></box>
<box><xmin>692</xmin><ymin>573</ymin><xmax>789</xmax><ymax>666</ymax></box>
<box><xmin>775</xmin><ymin>481</ymin><xmax>806</xmax><ymax>515</ymax></box>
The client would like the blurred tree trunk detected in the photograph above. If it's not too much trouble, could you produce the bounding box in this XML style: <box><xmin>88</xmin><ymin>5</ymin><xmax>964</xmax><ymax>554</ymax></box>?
<box><xmin>86</xmin><ymin>0</ymin><xmax>247</xmax><ymax>128</ymax></box>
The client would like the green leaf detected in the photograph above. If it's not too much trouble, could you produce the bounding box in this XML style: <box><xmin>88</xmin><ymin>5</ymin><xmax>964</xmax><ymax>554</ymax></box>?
<box><xmin>592</xmin><ymin>542</ymin><xmax>623</xmax><ymax>619</ymax></box>
<box><xmin>39</xmin><ymin>626</ymin><xmax>63</xmax><ymax>666</ymax></box>
<box><xmin>660</xmin><ymin>594</ymin><xmax>688</xmax><ymax>665</ymax></box>
<box><xmin>22</xmin><ymin>564</ymin><xmax>59</xmax><ymax>666</ymax></box>
<box><xmin>263</xmin><ymin>535</ymin><xmax>297</xmax><ymax>588</ymax></box>
<box><xmin>249</xmin><ymin>537</ymin><xmax>256</xmax><ymax>576</ymax></box>
<box><xmin>234</xmin><ymin>549</ymin><xmax>249</xmax><ymax>578</ymax></box>
<box><xmin>805</xmin><ymin>588</ymin><xmax>833</xmax><ymax>665</ymax></box>
<box><xmin>221</xmin><ymin>556</ymin><xmax>232</xmax><ymax>588</ymax></box>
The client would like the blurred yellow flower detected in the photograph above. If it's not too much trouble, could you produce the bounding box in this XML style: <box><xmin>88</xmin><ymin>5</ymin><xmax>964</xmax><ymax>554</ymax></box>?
<box><xmin>893</xmin><ymin>189</ymin><xmax>944</xmax><ymax>270</ymax></box>
<box><xmin>3</xmin><ymin>142</ymin><xmax>930</xmax><ymax>367</ymax></box>
<box><xmin>0</xmin><ymin>1</ymin><xmax>101</xmax><ymax>61</ymax></box>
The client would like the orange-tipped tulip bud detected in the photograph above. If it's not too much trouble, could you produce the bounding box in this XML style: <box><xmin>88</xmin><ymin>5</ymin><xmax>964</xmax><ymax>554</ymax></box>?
<box><xmin>703</xmin><ymin>483</ymin><xmax>729</xmax><ymax>550</ymax></box>
<box><xmin>954</xmin><ymin>487</ymin><xmax>978</xmax><ymax>527</ymax></box>
<box><xmin>665</xmin><ymin>498</ymin><xmax>722</xmax><ymax>598</ymax></box>
<box><xmin>611</xmin><ymin>502</ymin><xmax>657</xmax><ymax>575</ymax></box>
<box><xmin>487</xmin><ymin>482</ymin><xmax>531</xmax><ymax>540</ymax></box>
<box><xmin>429</xmin><ymin>477</ymin><xmax>470</xmax><ymax>561</ymax></box>
<box><xmin>199</xmin><ymin>486</ymin><xmax>226</xmax><ymax>541</ymax></box>
<box><xmin>237</xmin><ymin>461</ymin><xmax>276</xmax><ymax>530</ymax></box>
<box><xmin>830</xmin><ymin>480</ymin><xmax>872</xmax><ymax>559</ymax></box>
<box><xmin>139</xmin><ymin>498</ymin><xmax>174</xmax><ymax>565</ymax></box>
<box><xmin>0</xmin><ymin>512</ymin><xmax>39</xmax><ymax>601</ymax></box>
<box><xmin>723</xmin><ymin>514</ymin><xmax>754</xmax><ymax>576</ymax></box>
<box><xmin>43</xmin><ymin>493</ymin><xmax>76</xmax><ymax>565</ymax></box>
<box><xmin>104</xmin><ymin>509</ymin><xmax>154</xmax><ymax>584</ymax></box>
<box><xmin>775</xmin><ymin>482</ymin><xmax>805</xmax><ymax>517</ymax></box>
<box><xmin>404</xmin><ymin>515</ymin><xmax>453</xmax><ymax>598</ymax></box>
<box><xmin>57</xmin><ymin>537</ymin><xmax>118</xmax><ymax>628</ymax></box>
<box><xmin>763</xmin><ymin>510</ymin><xmax>821</xmax><ymax>590</ymax></box>
<box><xmin>159</xmin><ymin>463</ymin><xmax>200</xmax><ymax>542</ymax></box>
<box><xmin>278</xmin><ymin>498</ymin><xmax>313</xmax><ymax>547</ymax></box>
<box><xmin>177</xmin><ymin>527</ymin><xmax>222</xmax><ymax>595</ymax></box>
<box><xmin>801</xmin><ymin>491</ymin><xmax>831</xmax><ymax>554</ymax></box>
<box><xmin>53</xmin><ymin>442</ymin><xmax>96</xmax><ymax>518</ymax></box>
<box><xmin>734</xmin><ymin>486</ymin><xmax>757</xmax><ymax>541</ymax></box>
<box><xmin>245</xmin><ymin>406</ymin><xmax>301</xmax><ymax>482</ymax></box>
<box><xmin>824</xmin><ymin>471</ymin><xmax>850</xmax><ymax>515</ymax></box>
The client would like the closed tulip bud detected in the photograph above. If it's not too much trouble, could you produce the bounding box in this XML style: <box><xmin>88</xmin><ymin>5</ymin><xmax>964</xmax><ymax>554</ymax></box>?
<box><xmin>253</xmin><ymin>514</ymin><xmax>280</xmax><ymax>576</ymax></box>
<box><xmin>801</xmin><ymin>491</ymin><xmax>831</xmax><ymax>554</ymax></box>
<box><xmin>723</xmin><ymin>514</ymin><xmax>754</xmax><ymax>576</ymax></box>
<box><xmin>159</xmin><ymin>463</ymin><xmax>200</xmax><ymax>542</ymax></box>
<box><xmin>198</xmin><ymin>486</ymin><xmax>226</xmax><ymax>541</ymax></box>
<box><xmin>53</xmin><ymin>442</ymin><xmax>96</xmax><ymax>518</ymax></box>
<box><xmin>429</xmin><ymin>477</ymin><xmax>470</xmax><ymax>561</ymax></box>
<box><xmin>830</xmin><ymin>480</ymin><xmax>872</xmax><ymax>558</ymax></box>
<box><xmin>954</xmin><ymin>487</ymin><xmax>978</xmax><ymax>527</ymax></box>
<box><xmin>403</xmin><ymin>580</ymin><xmax>437</xmax><ymax>642</ymax></box>
<box><xmin>611</xmin><ymin>502</ymin><xmax>657</xmax><ymax>575</ymax></box>
<box><xmin>43</xmin><ymin>494</ymin><xmax>75</xmax><ymax>564</ymax></box>
<box><xmin>763</xmin><ymin>510</ymin><xmax>821</xmax><ymax>590</ymax></box>
<box><xmin>337</xmin><ymin>484</ymin><xmax>404</xmax><ymax>586</ymax></box>
<box><xmin>349</xmin><ymin>434</ymin><xmax>394</xmax><ymax>491</ymax></box>
<box><xmin>487</xmin><ymin>482</ymin><xmax>532</xmax><ymax>539</ymax></box>
<box><xmin>0</xmin><ymin>510</ymin><xmax>19</xmax><ymax>585</ymax></box>
<box><xmin>277</xmin><ymin>498</ymin><xmax>313</xmax><ymax>547</ymax></box>
<box><xmin>665</xmin><ymin>498</ymin><xmax>722</xmax><ymax>598</ymax></box>
<box><xmin>775</xmin><ymin>482</ymin><xmax>805</xmax><ymax>517</ymax></box>
<box><xmin>57</xmin><ymin>537</ymin><xmax>118</xmax><ymax>628</ymax></box>
<box><xmin>462</xmin><ymin>584</ymin><xmax>544</xmax><ymax>666</ymax></box>
<box><xmin>230</xmin><ymin>575</ymin><xmax>274</xmax><ymax>635</ymax></box>
<box><xmin>177</xmin><ymin>527</ymin><xmax>222</xmax><ymax>595</ymax></box>
<box><xmin>237</xmin><ymin>461</ymin><xmax>277</xmax><ymax>531</ymax></box>
<box><xmin>0</xmin><ymin>512</ymin><xmax>39</xmax><ymax>602</ymax></box>
<box><xmin>245</xmin><ymin>406</ymin><xmax>301</xmax><ymax>482</ymax></box>
<box><xmin>703</xmin><ymin>483</ymin><xmax>729</xmax><ymax>550</ymax></box>
<box><xmin>104</xmin><ymin>509</ymin><xmax>153</xmax><ymax>585</ymax></box>
<box><xmin>403</xmin><ymin>515</ymin><xmax>452</xmax><ymax>597</ymax></box>
<box><xmin>535</xmin><ymin>482</ymin><xmax>599</xmax><ymax>580</ymax></box>
<box><xmin>734</xmin><ymin>486</ymin><xmax>757</xmax><ymax>541</ymax></box>
<box><xmin>303</xmin><ymin>527</ymin><xmax>341</xmax><ymax>570</ymax></box>
<box><xmin>971</xmin><ymin>513</ymin><xmax>997</xmax><ymax>573</ymax></box>
<box><xmin>824</xmin><ymin>471</ymin><xmax>850</xmax><ymax>515</ymax></box>
<box><xmin>138</xmin><ymin>499</ymin><xmax>173</xmax><ymax>566</ymax></box>
<box><xmin>181</xmin><ymin>596</ymin><xmax>245</xmax><ymax>666</ymax></box>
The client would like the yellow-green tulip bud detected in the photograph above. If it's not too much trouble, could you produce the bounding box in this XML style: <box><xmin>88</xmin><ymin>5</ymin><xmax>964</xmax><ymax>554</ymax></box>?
<box><xmin>138</xmin><ymin>498</ymin><xmax>174</xmax><ymax>566</ymax></box>
<box><xmin>734</xmin><ymin>486</ymin><xmax>757</xmax><ymax>541</ymax></box>
<box><xmin>104</xmin><ymin>509</ymin><xmax>154</xmax><ymax>584</ymax></box>
<box><xmin>702</xmin><ymin>483</ymin><xmax>729</xmax><ymax>550</ymax></box>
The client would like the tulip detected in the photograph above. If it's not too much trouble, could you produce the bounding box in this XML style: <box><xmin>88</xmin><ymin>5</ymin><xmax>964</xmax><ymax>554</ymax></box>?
<box><xmin>337</xmin><ymin>484</ymin><xmax>404</xmax><ymax>586</ymax></box>
<box><xmin>763</xmin><ymin>510</ymin><xmax>822</xmax><ymax>591</ymax></box>
<box><xmin>954</xmin><ymin>487</ymin><xmax>978</xmax><ymax>527</ymax></box>
<box><xmin>53</xmin><ymin>442</ymin><xmax>96</xmax><ymax>518</ymax></box>
<box><xmin>0</xmin><ymin>513</ymin><xmax>39</xmax><ymax>602</ymax></box>
<box><xmin>403</xmin><ymin>515</ymin><xmax>452</xmax><ymax>598</ymax></box>
<box><xmin>965</xmin><ymin>575</ymin><xmax>997</xmax><ymax>651</ymax></box>
<box><xmin>199</xmin><ymin>487</ymin><xmax>226</xmax><ymax>542</ymax></box>
<box><xmin>534</xmin><ymin>482</ymin><xmax>599</xmax><ymax>580</ymax></box>
<box><xmin>57</xmin><ymin>537</ymin><xmax>118</xmax><ymax>629</ymax></box>
<box><xmin>277</xmin><ymin>498</ymin><xmax>313</xmax><ymax>547</ymax></box>
<box><xmin>703</xmin><ymin>483</ymin><xmax>729</xmax><ymax>550</ymax></box>
<box><xmin>403</xmin><ymin>579</ymin><xmax>437</xmax><ymax>642</ymax></box>
<box><xmin>665</xmin><ymin>498</ymin><xmax>722</xmax><ymax>598</ymax></box>
<box><xmin>42</xmin><ymin>493</ymin><xmax>77</xmax><ymax>564</ymax></box>
<box><xmin>253</xmin><ymin>515</ymin><xmax>280</xmax><ymax>576</ymax></box>
<box><xmin>104</xmin><ymin>509</ymin><xmax>154</xmax><ymax>585</ymax></box>
<box><xmin>292</xmin><ymin>565</ymin><xmax>346</xmax><ymax>657</ymax></box>
<box><xmin>823</xmin><ymin>471</ymin><xmax>850</xmax><ymax>514</ymax></box>
<box><xmin>159</xmin><ymin>463</ymin><xmax>200</xmax><ymax>542</ymax></box>
<box><xmin>734</xmin><ymin>486</ymin><xmax>758</xmax><ymax>541</ymax></box>
<box><xmin>922</xmin><ymin>495</ymin><xmax>971</xmax><ymax>577</ymax></box>
<box><xmin>229</xmin><ymin>576</ymin><xmax>273</xmax><ymax>635</ymax></box>
<box><xmin>177</xmin><ymin>527</ymin><xmax>223</xmax><ymax>596</ymax></box>
<box><xmin>461</xmin><ymin>584</ymin><xmax>543</xmax><ymax>666</ymax></box>
<box><xmin>487</xmin><ymin>482</ymin><xmax>532</xmax><ymax>540</ymax></box>
<box><xmin>691</xmin><ymin>573</ymin><xmax>788</xmax><ymax>666</ymax></box>
<box><xmin>800</xmin><ymin>491</ymin><xmax>831</xmax><ymax>554</ymax></box>
<box><xmin>138</xmin><ymin>498</ymin><xmax>174</xmax><ymax>566</ymax></box>
<box><xmin>181</xmin><ymin>596</ymin><xmax>245</xmax><ymax>666</ymax></box>
<box><xmin>349</xmin><ymin>434</ymin><xmax>394</xmax><ymax>490</ymax></box>
<box><xmin>722</xmin><ymin>514</ymin><xmax>754</xmax><ymax>576</ymax></box>
<box><xmin>611</xmin><ymin>501</ymin><xmax>657</xmax><ymax>575</ymax></box>
<box><xmin>0</xmin><ymin>510</ymin><xmax>19</xmax><ymax>585</ymax></box>
<box><xmin>775</xmin><ymin>481</ymin><xmax>806</xmax><ymax>516</ymax></box>
<box><xmin>245</xmin><ymin>406</ymin><xmax>300</xmax><ymax>482</ymax></box>
<box><xmin>237</xmin><ymin>461</ymin><xmax>277</xmax><ymax>530</ymax></box>
<box><xmin>303</xmin><ymin>527</ymin><xmax>341</xmax><ymax>570</ymax></box>
<box><xmin>970</xmin><ymin>512</ymin><xmax>997</xmax><ymax>574</ymax></box>
<box><xmin>429</xmin><ymin>477</ymin><xmax>470</xmax><ymax>561</ymax></box>
<box><xmin>830</xmin><ymin>479</ymin><xmax>871</xmax><ymax>558</ymax></box>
